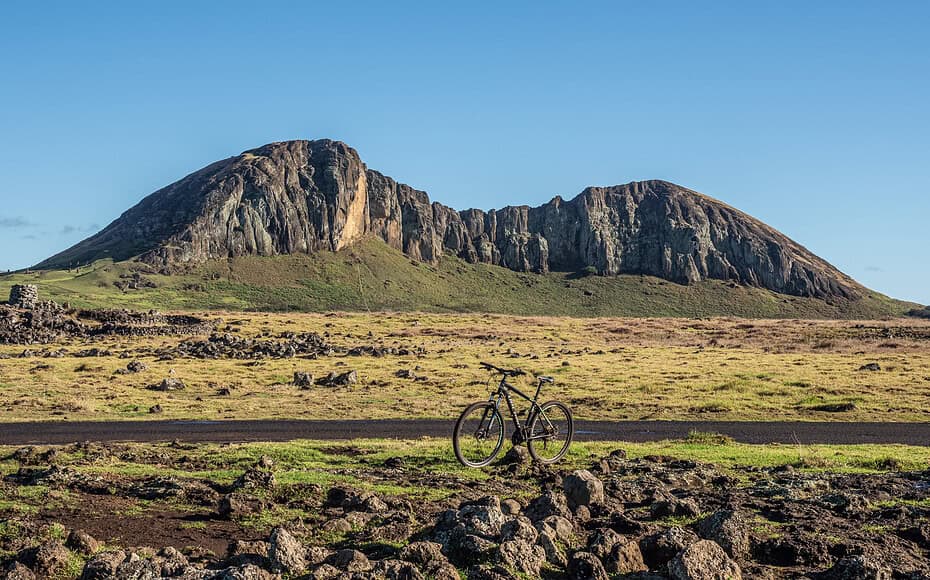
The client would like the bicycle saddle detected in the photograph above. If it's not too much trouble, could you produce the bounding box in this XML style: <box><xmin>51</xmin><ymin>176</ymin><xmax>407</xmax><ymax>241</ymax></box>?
<box><xmin>537</xmin><ymin>375</ymin><xmax>554</xmax><ymax>383</ymax></box>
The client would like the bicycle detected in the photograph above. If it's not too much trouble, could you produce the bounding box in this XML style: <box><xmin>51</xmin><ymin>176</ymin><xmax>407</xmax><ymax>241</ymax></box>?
<box><xmin>453</xmin><ymin>361</ymin><xmax>574</xmax><ymax>467</ymax></box>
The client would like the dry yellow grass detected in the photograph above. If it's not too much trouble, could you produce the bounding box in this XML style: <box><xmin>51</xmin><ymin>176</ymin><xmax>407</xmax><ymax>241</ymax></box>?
<box><xmin>1</xmin><ymin>312</ymin><xmax>930</xmax><ymax>422</ymax></box>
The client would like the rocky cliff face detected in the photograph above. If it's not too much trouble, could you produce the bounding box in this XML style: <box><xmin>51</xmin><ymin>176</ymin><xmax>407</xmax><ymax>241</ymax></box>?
<box><xmin>37</xmin><ymin>139</ymin><xmax>861</xmax><ymax>300</ymax></box>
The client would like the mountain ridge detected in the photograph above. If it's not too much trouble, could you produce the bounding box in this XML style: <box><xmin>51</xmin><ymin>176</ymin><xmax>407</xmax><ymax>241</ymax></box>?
<box><xmin>37</xmin><ymin>139</ymin><xmax>861</xmax><ymax>302</ymax></box>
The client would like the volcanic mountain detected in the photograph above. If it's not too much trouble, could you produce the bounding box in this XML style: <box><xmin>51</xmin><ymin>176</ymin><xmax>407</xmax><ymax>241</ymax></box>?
<box><xmin>38</xmin><ymin>139</ymin><xmax>861</xmax><ymax>302</ymax></box>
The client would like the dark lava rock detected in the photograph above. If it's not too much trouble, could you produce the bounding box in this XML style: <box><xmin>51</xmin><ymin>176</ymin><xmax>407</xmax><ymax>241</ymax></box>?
<box><xmin>640</xmin><ymin>527</ymin><xmax>700</xmax><ymax>569</ymax></box>
<box><xmin>172</xmin><ymin>331</ymin><xmax>331</xmax><ymax>360</ymax></box>
<box><xmin>496</xmin><ymin>539</ymin><xmax>545</xmax><ymax>576</ymax></box>
<box><xmin>821</xmin><ymin>555</ymin><xmax>892</xmax><ymax>579</ymax></box>
<box><xmin>0</xmin><ymin>561</ymin><xmax>35</xmax><ymax>580</ymax></box>
<box><xmin>66</xmin><ymin>530</ymin><xmax>101</xmax><ymax>556</ymax></box>
<box><xmin>668</xmin><ymin>540</ymin><xmax>742</xmax><ymax>580</ymax></box>
<box><xmin>696</xmin><ymin>510</ymin><xmax>750</xmax><ymax>560</ymax></box>
<box><xmin>148</xmin><ymin>377</ymin><xmax>185</xmax><ymax>391</ymax></box>
<box><xmin>524</xmin><ymin>490</ymin><xmax>572</xmax><ymax>522</ymax></box>
<box><xmin>563</xmin><ymin>469</ymin><xmax>605</xmax><ymax>509</ymax></box>
<box><xmin>317</xmin><ymin>369</ymin><xmax>358</xmax><ymax>387</ymax></box>
<box><xmin>326</xmin><ymin>549</ymin><xmax>372</xmax><ymax>572</ymax></box>
<box><xmin>650</xmin><ymin>497</ymin><xmax>701</xmax><ymax>519</ymax></box>
<box><xmin>858</xmin><ymin>363</ymin><xmax>882</xmax><ymax>372</ymax></box>
<box><xmin>125</xmin><ymin>360</ymin><xmax>148</xmax><ymax>373</ymax></box>
<box><xmin>567</xmin><ymin>551</ymin><xmax>608</xmax><ymax>580</ymax></box>
<box><xmin>293</xmin><ymin>371</ymin><xmax>314</xmax><ymax>388</ymax></box>
<box><xmin>17</xmin><ymin>541</ymin><xmax>71</xmax><ymax>577</ymax></box>
<box><xmin>399</xmin><ymin>541</ymin><xmax>447</xmax><ymax>567</ymax></box>
<box><xmin>811</xmin><ymin>402</ymin><xmax>857</xmax><ymax>412</ymax></box>
<box><xmin>218</xmin><ymin>493</ymin><xmax>268</xmax><ymax>519</ymax></box>
<box><xmin>232</xmin><ymin>457</ymin><xmax>276</xmax><ymax>491</ymax></box>
<box><xmin>268</xmin><ymin>527</ymin><xmax>306</xmax><ymax>575</ymax></box>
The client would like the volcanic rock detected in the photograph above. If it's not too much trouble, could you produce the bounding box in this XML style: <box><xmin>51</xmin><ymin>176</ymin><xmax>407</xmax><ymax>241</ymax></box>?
<box><xmin>38</xmin><ymin>139</ymin><xmax>862</xmax><ymax>301</ymax></box>
<box><xmin>668</xmin><ymin>540</ymin><xmax>742</xmax><ymax>580</ymax></box>
<box><xmin>8</xmin><ymin>285</ymin><xmax>39</xmax><ymax>309</ymax></box>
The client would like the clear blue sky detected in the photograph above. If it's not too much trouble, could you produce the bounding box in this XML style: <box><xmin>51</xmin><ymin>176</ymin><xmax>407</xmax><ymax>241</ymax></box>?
<box><xmin>1</xmin><ymin>1</ymin><xmax>927</xmax><ymax>304</ymax></box>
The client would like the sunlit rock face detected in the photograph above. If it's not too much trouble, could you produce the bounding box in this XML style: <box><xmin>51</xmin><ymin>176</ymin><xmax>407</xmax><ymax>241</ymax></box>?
<box><xmin>37</xmin><ymin>139</ymin><xmax>859</xmax><ymax>300</ymax></box>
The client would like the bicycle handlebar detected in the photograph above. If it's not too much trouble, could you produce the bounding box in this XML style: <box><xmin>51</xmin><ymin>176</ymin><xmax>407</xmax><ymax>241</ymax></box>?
<box><xmin>480</xmin><ymin>361</ymin><xmax>526</xmax><ymax>376</ymax></box>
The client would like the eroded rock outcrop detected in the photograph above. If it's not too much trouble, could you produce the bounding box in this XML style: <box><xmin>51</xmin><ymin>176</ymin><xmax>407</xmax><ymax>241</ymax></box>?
<box><xmin>38</xmin><ymin>139</ymin><xmax>861</xmax><ymax>299</ymax></box>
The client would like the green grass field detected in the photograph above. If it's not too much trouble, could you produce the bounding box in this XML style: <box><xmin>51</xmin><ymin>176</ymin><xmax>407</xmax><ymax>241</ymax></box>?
<box><xmin>2</xmin><ymin>309</ymin><xmax>929</xmax><ymax>423</ymax></box>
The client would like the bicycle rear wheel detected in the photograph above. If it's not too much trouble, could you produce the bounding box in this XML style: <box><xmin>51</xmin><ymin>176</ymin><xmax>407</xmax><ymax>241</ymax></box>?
<box><xmin>453</xmin><ymin>401</ymin><xmax>505</xmax><ymax>467</ymax></box>
<box><xmin>527</xmin><ymin>401</ymin><xmax>573</xmax><ymax>464</ymax></box>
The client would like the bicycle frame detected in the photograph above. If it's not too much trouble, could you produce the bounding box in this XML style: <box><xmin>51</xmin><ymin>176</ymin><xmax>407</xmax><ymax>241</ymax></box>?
<box><xmin>486</xmin><ymin>375</ymin><xmax>548</xmax><ymax>442</ymax></box>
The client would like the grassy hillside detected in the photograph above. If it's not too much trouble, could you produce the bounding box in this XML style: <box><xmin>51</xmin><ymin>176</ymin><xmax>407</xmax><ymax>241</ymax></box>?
<box><xmin>1</xmin><ymin>237</ymin><xmax>917</xmax><ymax>318</ymax></box>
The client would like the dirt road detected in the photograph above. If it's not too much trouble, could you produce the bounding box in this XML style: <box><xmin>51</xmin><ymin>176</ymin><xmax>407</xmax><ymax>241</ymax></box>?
<box><xmin>0</xmin><ymin>419</ymin><xmax>928</xmax><ymax>445</ymax></box>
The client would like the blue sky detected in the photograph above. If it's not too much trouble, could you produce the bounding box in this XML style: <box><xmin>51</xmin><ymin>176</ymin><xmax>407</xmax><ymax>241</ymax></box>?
<box><xmin>0</xmin><ymin>1</ymin><xmax>927</xmax><ymax>304</ymax></box>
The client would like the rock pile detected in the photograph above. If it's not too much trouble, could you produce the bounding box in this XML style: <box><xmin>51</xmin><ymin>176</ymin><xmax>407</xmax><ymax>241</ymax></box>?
<box><xmin>0</xmin><ymin>303</ymin><xmax>83</xmax><ymax>344</ymax></box>
<box><xmin>79</xmin><ymin>309</ymin><xmax>213</xmax><ymax>337</ymax></box>
<box><xmin>0</xmin><ymin>302</ymin><xmax>212</xmax><ymax>345</ymax></box>
<box><xmin>8</xmin><ymin>285</ymin><xmax>39</xmax><ymax>308</ymax></box>
<box><xmin>3</xmin><ymin>447</ymin><xmax>930</xmax><ymax>579</ymax></box>
<box><xmin>170</xmin><ymin>332</ymin><xmax>333</xmax><ymax>360</ymax></box>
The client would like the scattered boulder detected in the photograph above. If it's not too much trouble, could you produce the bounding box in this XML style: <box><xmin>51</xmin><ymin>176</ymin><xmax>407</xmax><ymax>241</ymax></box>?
<box><xmin>18</xmin><ymin>540</ymin><xmax>71</xmax><ymax>577</ymax></box>
<box><xmin>497</xmin><ymin>539</ymin><xmax>545</xmax><ymax>576</ymax></box>
<box><xmin>317</xmin><ymin>370</ymin><xmax>358</xmax><ymax>387</ymax></box>
<box><xmin>564</xmin><ymin>469</ymin><xmax>605</xmax><ymax>509</ymax></box>
<box><xmin>650</xmin><ymin>497</ymin><xmax>701</xmax><ymax>519</ymax></box>
<box><xmin>232</xmin><ymin>456</ymin><xmax>276</xmax><ymax>491</ymax></box>
<box><xmin>1</xmin><ymin>561</ymin><xmax>35</xmax><ymax>580</ymax></box>
<box><xmin>79</xmin><ymin>550</ymin><xmax>127</xmax><ymax>580</ymax></box>
<box><xmin>66</xmin><ymin>529</ymin><xmax>100</xmax><ymax>556</ymax></box>
<box><xmin>500</xmin><ymin>499</ymin><xmax>522</xmax><ymax>515</ymax></box>
<box><xmin>567</xmin><ymin>551</ymin><xmax>608</xmax><ymax>580</ymax></box>
<box><xmin>500</xmin><ymin>516</ymin><xmax>537</xmax><ymax>543</ymax></box>
<box><xmin>668</xmin><ymin>540</ymin><xmax>742</xmax><ymax>580</ymax></box>
<box><xmin>374</xmin><ymin>559</ymin><xmax>424</xmax><ymax>579</ymax></box>
<box><xmin>399</xmin><ymin>541</ymin><xmax>447</xmax><ymax>567</ymax></box>
<box><xmin>326</xmin><ymin>549</ymin><xmax>371</xmax><ymax>573</ymax></box>
<box><xmin>501</xmin><ymin>445</ymin><xmax>530</xmax><ymax>465</ymax></box>
<box><xmin>858</xmin><ymin>363</ymin><xmax>882</xmax><ymax>372</ymax></box>
<box><xmin>212</xmin><ymin>564</ymin><xmax>276</xmax><ymax>579</ymax></box>
<box><xmin>268</xmin><ymin>527</ymin><xmax>306</xmax><ymax>575</ymax></box>
<box><xmin>587</xmin><ymin>528</ymin><xmax>624</xmax><ymax>561</ymax></box>
<box><xmin>219</xmin><ymin>493</ymin><xmax>268</xmax><ymax>519</ymax></box>
<box><xmin>148</xmin><ymin>377</ymin><xmax>185</xmax><ymax>391</ymax></box>
<box><xmin>293</xmin><ymin>372</ymin><xmax>314</xmax><ymax>388</ymax></box>
<box><xmin>524</xmin><ymin>490</ymin><xmax>571</xmax><ymax>522</ymax></box>
<box><xmin>126</xmin><ymin>360</ymin><xmax>148</xmax><ymax>373</ymax></box>
<box><xmin>822</xmin><ymin>555</ymin><xmax>892</xmax><ymax>580</ymax></box>
<box><xmin>696</xmin><ymin>510</ymin><xmax>750</xmax><ymax>560</ymax></box>
<box><xmin>605</xmin><ymin>537</ymin><xmax>647</xmax><ymax>574</ymax></box>
<box><xmin>457</xmin><ymin>496</ymin><xmax>507</xmax><ymax>538</ymax></box>
<box><xmin>640</xmin><ymin>527</ymin><xmax>700</xmax><ymax>569</ymax></box>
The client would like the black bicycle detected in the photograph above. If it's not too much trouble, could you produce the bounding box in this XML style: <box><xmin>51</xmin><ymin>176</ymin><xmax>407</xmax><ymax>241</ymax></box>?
<box><xmin>453</xmin><ymin>362</ymin><xmax>574</xmax><ymax>467</ymax></box>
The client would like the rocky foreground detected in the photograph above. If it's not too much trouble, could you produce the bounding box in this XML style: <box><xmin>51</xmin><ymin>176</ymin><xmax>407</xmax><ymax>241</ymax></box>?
<box><xmin>2</xmin><ymin>443</ymin><xmax>929</xmax><ymax>580</ymax></box>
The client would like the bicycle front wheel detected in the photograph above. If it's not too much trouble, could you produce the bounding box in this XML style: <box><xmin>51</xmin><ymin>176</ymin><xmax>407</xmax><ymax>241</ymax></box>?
<box><xmin>527</xmin><ymin>401</ymin><xmax>574</xmax><ymax>464</ymax></box>
<box><xmin>453</xmin><ymin>401</ymin><xmax>505</xmax><ymax>467</ymax></box>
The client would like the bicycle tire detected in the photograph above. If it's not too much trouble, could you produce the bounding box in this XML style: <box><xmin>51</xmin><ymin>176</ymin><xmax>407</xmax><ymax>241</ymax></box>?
<box><xmin>453</xmin><ymin>401</ymin><xmax>506</xmax><ymax>467</ymax></box>
<box><xmin>526</xmin><ymin>400</ymin><xmax>574</xmax><ymax>464</ymax></box>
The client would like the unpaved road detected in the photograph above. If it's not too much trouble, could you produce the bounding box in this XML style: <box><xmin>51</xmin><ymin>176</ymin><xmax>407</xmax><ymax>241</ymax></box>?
<box><xmin>0</xmin><ymin>420</ymin><xmax>928</xmax><ymax>446</ymax></box>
